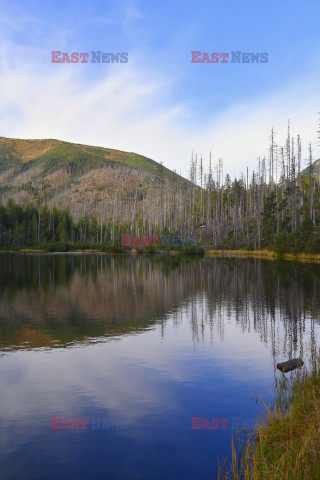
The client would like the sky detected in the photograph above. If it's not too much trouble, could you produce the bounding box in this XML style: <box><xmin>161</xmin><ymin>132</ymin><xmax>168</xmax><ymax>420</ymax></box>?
<box><xmin>1</xmin><ymin>0</ymin><xmax>320</xmax><ymax>179</ymax></box>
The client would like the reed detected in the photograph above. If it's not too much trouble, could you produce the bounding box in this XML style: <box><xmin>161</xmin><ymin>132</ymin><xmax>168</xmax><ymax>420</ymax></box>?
<box><xmin>218</xmin><ymin>355</ymin><xmax>320</xmax><ymax>480</ymax></box>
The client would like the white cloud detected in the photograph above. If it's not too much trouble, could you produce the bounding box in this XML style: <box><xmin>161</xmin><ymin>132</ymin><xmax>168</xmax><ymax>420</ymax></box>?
<box><xmin>0</xmin><ymin>33</ymin><xmax>319</xmax><ymax>180</ymax></box>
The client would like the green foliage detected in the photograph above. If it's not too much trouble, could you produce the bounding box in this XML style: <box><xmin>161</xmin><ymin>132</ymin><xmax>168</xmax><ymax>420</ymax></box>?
<box><xmin>101</xmin><ymin>245</ymin><xmax>126</xmax><ymax>253</ymax></box>
<box><xmin>23</xmin><ymin>144</ymin><xmax>110</xmax><ymax>177</ymax></box>
<box><xmin>274</xmin><ymin>218</ymin><xmax>317</xmax><ymax>255</ymax></box>
<box><xmin>0</xmin><ymin>144</ymin><xmax>21</xmax><ymax>172</ymax></box>
<box><xmin>43</xmin><ymin>242</ymin><xmax>72</xmax><ymax>252</ymax></box>
<box><xmin>145</xmin><ymin>244</ymin><xmax>156</xmax><ymax>254</ymax></box>
<box><xmin>262</xmin><ymin>192</ymin><xmax>277</xmax><ymax>246</ymax></box>
<box><xmin>163</xmin><ymin>245</ymin><xmax>204</xmax><ymax>255</ymax></box>
<box><xmin>273</xmin><ymin>233</ymin><xmax>294</xmax><ymax>255</ymax></box>
<box><xmin>40</xmin><ymin>242</ymin><xmax>127</xmax><ymax>253</ymax></box>
<box><xmin>306</xmin><ymin>235</ymin><xmax>320</xmax><ymax>253</ymax></box>
<box><xmin>295</xmin><ymin>217</ymin><xmax>314</xmax><ymax>251</ymax></box>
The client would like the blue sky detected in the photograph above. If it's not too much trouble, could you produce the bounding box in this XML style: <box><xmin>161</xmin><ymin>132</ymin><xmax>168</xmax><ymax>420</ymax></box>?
<box><xmin>1</xmin><ymin>0</ymin><xmax>320</xmax><ymax>177</ymax></box>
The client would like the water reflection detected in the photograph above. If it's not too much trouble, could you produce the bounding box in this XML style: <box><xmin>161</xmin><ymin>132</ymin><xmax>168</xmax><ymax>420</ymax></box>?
<box><xmin>0</xmin><ymin>254</ymin><xmax>202</xmax><ymax>349</ymax></box>
<box><xmin>0</xmin><ymin>254</ymin><xmax>319</xmax><ymax>361</ymax></box>
<box><xmin>1</xmin><ymin>254</ymin><xmax>320</xmax><ymax>480</ymax></box>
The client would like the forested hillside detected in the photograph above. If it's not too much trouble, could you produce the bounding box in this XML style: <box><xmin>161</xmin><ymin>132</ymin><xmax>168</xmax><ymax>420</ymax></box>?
<box><xmin>0</xmin><ymin>137</ymin><xmax>190</xmax><ymax>240</ymax></box>
<box><xmin>0</xmin><ymin>126</ymin><xmax>320</xmax><ymax>253</ymax></box>
<box><xmin>301</xmin><ymin>158</ymin><xmax>320</xmax><ymax>181</ymax></box>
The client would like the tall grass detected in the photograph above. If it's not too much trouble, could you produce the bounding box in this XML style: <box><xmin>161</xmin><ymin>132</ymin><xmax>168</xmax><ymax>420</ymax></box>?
<box><xmin>219</xmin><ymin>354</ymin><xmax>320</xmax><ymax>480</ymax></box>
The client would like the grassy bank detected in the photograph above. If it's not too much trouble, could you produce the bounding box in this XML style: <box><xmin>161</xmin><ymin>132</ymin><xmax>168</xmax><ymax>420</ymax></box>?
<box><xmin>0</xmin><ymin>242</ymin><xmax>125</xmax><ymax>253</ymax></box>
<box><xmin>0</xmin><ymin>243</ymin><xmax>205</xmax><ymax>256</ymax></box>
<box><xmin>2</xmin><ymin>245</ymin><xmax>320</xmax><ymax>261</ymax></box>
<box><xmin>206</xmin><ymin>249</ymin><xmax>320</xmax><ymax>263</ymax></box>
<box><xmin>219</xmin><ymin>357</ymin><xmax>320</xmax><ymax>480</ymax></box>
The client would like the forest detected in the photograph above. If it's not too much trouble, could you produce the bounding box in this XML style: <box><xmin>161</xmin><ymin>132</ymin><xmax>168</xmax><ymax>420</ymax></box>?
<box><xmin>0</xmin><ymin>123</ymin><xmax>319</xmax><ymax>253</ymax></box>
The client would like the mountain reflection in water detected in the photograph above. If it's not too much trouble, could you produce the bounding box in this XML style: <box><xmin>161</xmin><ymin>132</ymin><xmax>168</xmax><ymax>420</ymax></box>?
<box><xmin>0</xmin><ymin>254</ymin><xmax>319</xmax><ymax>362</ymax></box>
<box><xmin>1</xmin><ymin>254</ymin><xmax>320</xmax><ymax>480</ymax></box>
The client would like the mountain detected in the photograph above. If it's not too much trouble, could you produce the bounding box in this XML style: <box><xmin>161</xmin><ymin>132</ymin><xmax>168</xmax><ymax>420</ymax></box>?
<box><xmin>301</xmin><ymin>158</ymin><xmax>320</xmax><ymax>181</ymax></box>
<box><xmin>0</xmin><ymin>137</ymin><xmax>188</xmax><ymax>222</ymax></box>
<box><xmin>0</xmin><ymin>136</ymin><xmax>175</xmax><ymax>176</ymax></box>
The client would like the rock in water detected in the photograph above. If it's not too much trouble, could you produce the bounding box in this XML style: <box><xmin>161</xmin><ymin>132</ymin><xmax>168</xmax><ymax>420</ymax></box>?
<box><xmin>277</xmin><ymin>358</ymin><xmax>304</xmax><ymax>373</ymax></box>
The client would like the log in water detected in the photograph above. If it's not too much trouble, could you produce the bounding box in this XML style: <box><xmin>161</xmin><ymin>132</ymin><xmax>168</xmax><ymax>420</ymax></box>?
<box><xmin>277</xmin><ymin>358</ymin><xmax>304</xmax><ymax>373</ymax></box>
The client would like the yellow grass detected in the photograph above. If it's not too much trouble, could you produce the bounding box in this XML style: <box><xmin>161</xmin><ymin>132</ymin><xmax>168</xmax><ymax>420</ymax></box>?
<box><xmin>205</xmin><ymin>249</ymin><xmax>320</xmax><ymax>263</ymax></box>
<box><xmin>218</xmin><ymin>358</ymin><xmax>320</xmax><ymax>480</ymax></box>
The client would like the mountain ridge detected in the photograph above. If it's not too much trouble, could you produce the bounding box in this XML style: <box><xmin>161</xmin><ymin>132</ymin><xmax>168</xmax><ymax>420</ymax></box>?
<box><xmin>0</xmin><ymin>136</ymin><xmax>188</xmax><ymax>224</ymax></box>
<box><xmin>0</xmin><ymin>136</ymin><xmax>174</xmax><ymax>175</ymax></box>
<box><xmin>301</xmin><ymin>158</ymin><xmax>320</xmax><ymax>180</ymax></box>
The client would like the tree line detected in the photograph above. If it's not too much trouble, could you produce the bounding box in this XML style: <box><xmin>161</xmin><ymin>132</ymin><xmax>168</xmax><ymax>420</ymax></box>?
<box><xmin>189</xmin><ymin>123</ymin><xmax>320</xmax><ymax>253</ymax></box>
<box><xmin>0</xmin><ymin>121</ymin><xmax>320</xmax><ymax>253</ymax></box>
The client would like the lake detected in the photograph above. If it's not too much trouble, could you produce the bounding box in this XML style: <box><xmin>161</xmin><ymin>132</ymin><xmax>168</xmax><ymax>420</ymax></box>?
<box><xmin>1</xmin><ymin>253</ymin><xmax>320</xmax><ymax>479</ymax></box>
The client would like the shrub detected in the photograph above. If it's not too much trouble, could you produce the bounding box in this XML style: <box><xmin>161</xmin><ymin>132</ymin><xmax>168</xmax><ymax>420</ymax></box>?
<box><xmin>306</xmin><ymin>235</ymin><xmax>320</xmax><ymax>254</ymax></box>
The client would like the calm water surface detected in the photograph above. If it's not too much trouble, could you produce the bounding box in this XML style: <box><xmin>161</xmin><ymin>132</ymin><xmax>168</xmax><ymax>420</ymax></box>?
<box><xmin>1</xmin><ymin>253</ymin><xmax>320</xmax><ymax>479</ymax></box>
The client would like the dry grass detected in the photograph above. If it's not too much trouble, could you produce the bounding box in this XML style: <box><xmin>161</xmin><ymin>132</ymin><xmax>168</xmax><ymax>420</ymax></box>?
<box><xmin>0</xmin><ymin>137</ymin><xmax>132</xmax><ymax>163</ymax></box>
<box><xmin>218</xmin><ymin>357</ymin><xmax>320</xmax><ymax>480</ymax></box>
<box><xmin>0</xmin><ymin>137</ymin><xmax>60</xmax><ymax>162</ymax></box>
<box><xmin>205</xmin><ymin>250</ymin><xmax>320</xmax><ymax>264</ymax></box>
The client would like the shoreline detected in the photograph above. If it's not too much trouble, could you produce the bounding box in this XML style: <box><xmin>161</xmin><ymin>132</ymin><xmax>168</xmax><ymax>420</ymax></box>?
<box><xmin>219</xmin><ymin>359</ymin><xmax>320</xmax><ymax>479</ymax></box>
<box><xmin>205</xmin><ymin>249</ymin><xmax>320</xmax><ymax>263</ymax></box>
<box><xmin>1</xmin><ymin>247</ymin><xmax>320</xmax><ymax>263</ymax></box>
